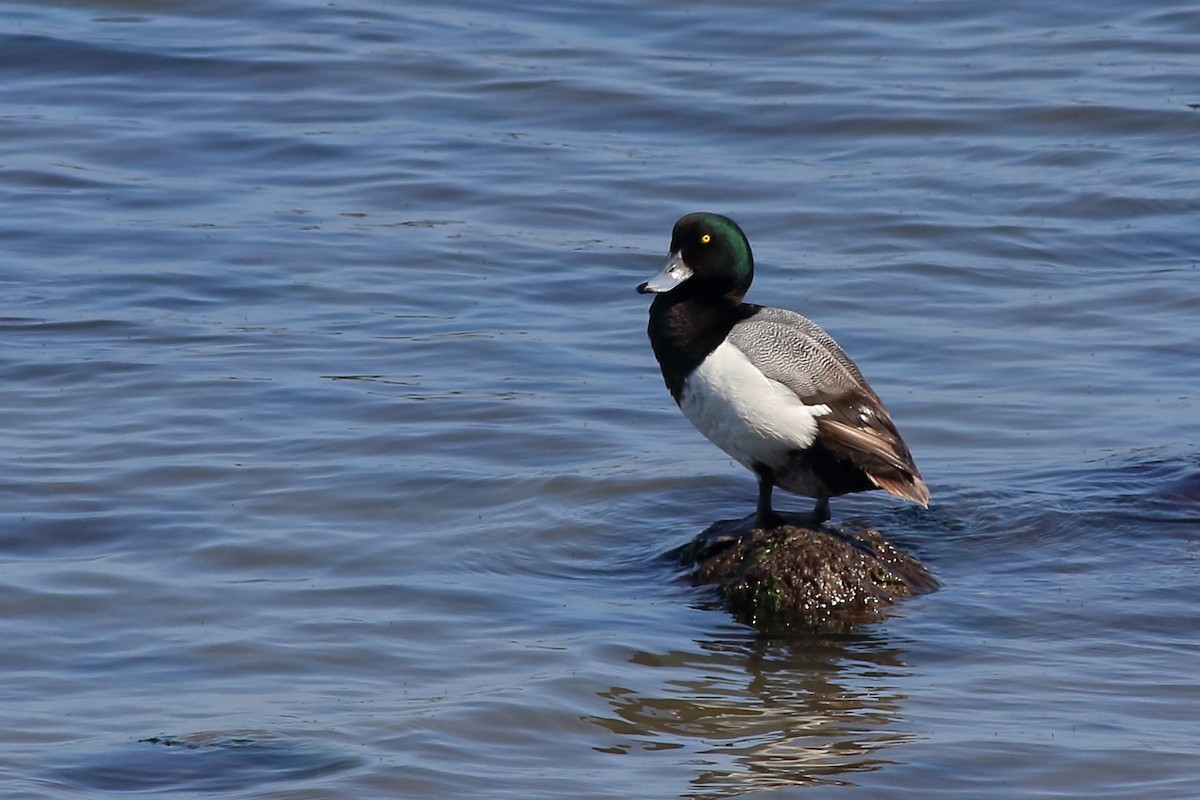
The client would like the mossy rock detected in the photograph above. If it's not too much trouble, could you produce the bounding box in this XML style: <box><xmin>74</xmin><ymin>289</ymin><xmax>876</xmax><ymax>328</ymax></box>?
<box><xmin>672</xmin><ymin>518</ymin><xmax>938</xmax><ymax>633</ymax></box>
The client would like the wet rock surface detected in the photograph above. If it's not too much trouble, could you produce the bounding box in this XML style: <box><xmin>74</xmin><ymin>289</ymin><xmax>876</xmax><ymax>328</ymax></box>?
<box><xmin>672</xmin><ymin>516</ymin><xmax>938</xmax><ymax>633</ymax></box>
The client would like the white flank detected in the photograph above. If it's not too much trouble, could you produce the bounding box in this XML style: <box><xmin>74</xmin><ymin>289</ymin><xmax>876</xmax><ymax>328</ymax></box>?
<box><xmin>678</xmin><ymin>341</ymin><xmax>829</xmax><ymax>473</ymax></box>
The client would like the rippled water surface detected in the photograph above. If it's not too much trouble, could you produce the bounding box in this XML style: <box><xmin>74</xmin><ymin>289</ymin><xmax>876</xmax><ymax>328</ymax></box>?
<box><xmin>2</xmin><ymin>1</ymin><xmax>1199</xmax><ymax>797</ymax></box>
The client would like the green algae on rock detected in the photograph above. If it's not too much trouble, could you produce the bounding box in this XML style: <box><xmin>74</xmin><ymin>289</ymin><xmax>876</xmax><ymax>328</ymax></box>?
<box><xmin>673</xmin><ymin>519</ymin><xmax>938</xmax><ymax>633</ymax></box>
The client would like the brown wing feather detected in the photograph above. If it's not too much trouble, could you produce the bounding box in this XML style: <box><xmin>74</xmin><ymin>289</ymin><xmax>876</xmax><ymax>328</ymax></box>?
<box><xmin>817</xmin><ymin>417</ymin><xmax>929</xmax><ymax>506</ymax></box>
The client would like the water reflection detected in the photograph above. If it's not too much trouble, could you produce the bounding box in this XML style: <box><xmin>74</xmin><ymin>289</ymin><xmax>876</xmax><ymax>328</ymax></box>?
<box><xmin>590</xmin><ymin>633</ymin><xmax>915</xmax><ymax>798</ymax></box>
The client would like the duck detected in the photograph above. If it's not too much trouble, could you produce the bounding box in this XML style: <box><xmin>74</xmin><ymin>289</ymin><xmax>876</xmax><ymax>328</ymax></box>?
<box><xmin>637</xmin><ymin>212</ymin><xmax>929</xmax><ymax>528</ymax></box>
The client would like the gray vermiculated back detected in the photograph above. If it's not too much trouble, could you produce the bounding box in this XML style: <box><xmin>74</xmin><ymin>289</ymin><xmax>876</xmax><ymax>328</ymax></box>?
<box><xmin>725</xmin><ymin>306</ymin><xmax>875</xmax><ymax>402</ymax></box>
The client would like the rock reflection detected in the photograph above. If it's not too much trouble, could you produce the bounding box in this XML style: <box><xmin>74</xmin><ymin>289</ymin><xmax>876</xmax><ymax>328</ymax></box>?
<box><xmin>590</xmin><ymin>633</ymin><xmax>914</xmax><ymax>797</ymax></box>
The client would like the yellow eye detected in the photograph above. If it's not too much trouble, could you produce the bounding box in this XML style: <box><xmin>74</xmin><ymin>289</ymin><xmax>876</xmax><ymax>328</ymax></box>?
<box><xmin>700</xmin><ymin>233</ymin><xmax>712</xmax><ymax>244</ymax></box>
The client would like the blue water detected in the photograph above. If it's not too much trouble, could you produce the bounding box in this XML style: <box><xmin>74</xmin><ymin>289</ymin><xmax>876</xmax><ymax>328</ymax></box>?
<box><xmin>2</xmin><ymin>1</ymin><xmax>1199</xmax><ymax>797</ymax></box>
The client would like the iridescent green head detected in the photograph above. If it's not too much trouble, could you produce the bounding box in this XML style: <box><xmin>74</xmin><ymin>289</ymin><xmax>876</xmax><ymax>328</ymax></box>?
<box><xmin>637</xmin><ymin>212</ymin><xmax>754</xmax><ymax>301</ymax></box>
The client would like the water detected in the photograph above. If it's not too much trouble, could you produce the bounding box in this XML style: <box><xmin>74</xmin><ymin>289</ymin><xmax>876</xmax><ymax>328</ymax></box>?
<box><xmin>2</xmin><ymin>0</ymin><xmax>1198</xmax><ymax>797</ymax></box>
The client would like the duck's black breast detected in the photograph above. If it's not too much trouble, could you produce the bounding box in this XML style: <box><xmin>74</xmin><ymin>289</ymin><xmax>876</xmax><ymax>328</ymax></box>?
<box><xmin>646</xmin><ymin>295</ymin><xmax>762</xmax><ymax>402</ymax></box>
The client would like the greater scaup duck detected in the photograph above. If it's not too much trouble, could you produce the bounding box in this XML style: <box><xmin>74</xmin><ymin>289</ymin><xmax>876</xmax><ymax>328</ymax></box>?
<box><xmin>637</xmin><ymin>212</ymin><xmax>929</xmax><ymax>528</ymax></box>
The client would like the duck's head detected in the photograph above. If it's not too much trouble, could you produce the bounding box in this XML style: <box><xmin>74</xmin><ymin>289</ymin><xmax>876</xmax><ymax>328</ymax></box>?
<box><xmin>637</xmin><ymin>212</ymin><xmax>754</xmax><ymax>302</ymax></box>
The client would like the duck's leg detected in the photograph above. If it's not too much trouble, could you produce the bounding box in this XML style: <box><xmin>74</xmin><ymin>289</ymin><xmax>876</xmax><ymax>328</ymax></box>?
<box><xmin>812</xmin><ymin>496</ymin><xmax>830</xmax><ymax>524</ymax></box>
<box><xmin>753</xmin><ymin>465</ymin><xmax>779</xmax><ymax>529</ymax></box>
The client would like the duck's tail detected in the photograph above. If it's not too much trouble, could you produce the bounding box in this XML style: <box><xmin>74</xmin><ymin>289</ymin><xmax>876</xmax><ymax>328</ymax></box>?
<box><xmin>871</xmin><ymin>473</ymin><xmax>930</xmax><ymax>507</ymax></box>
